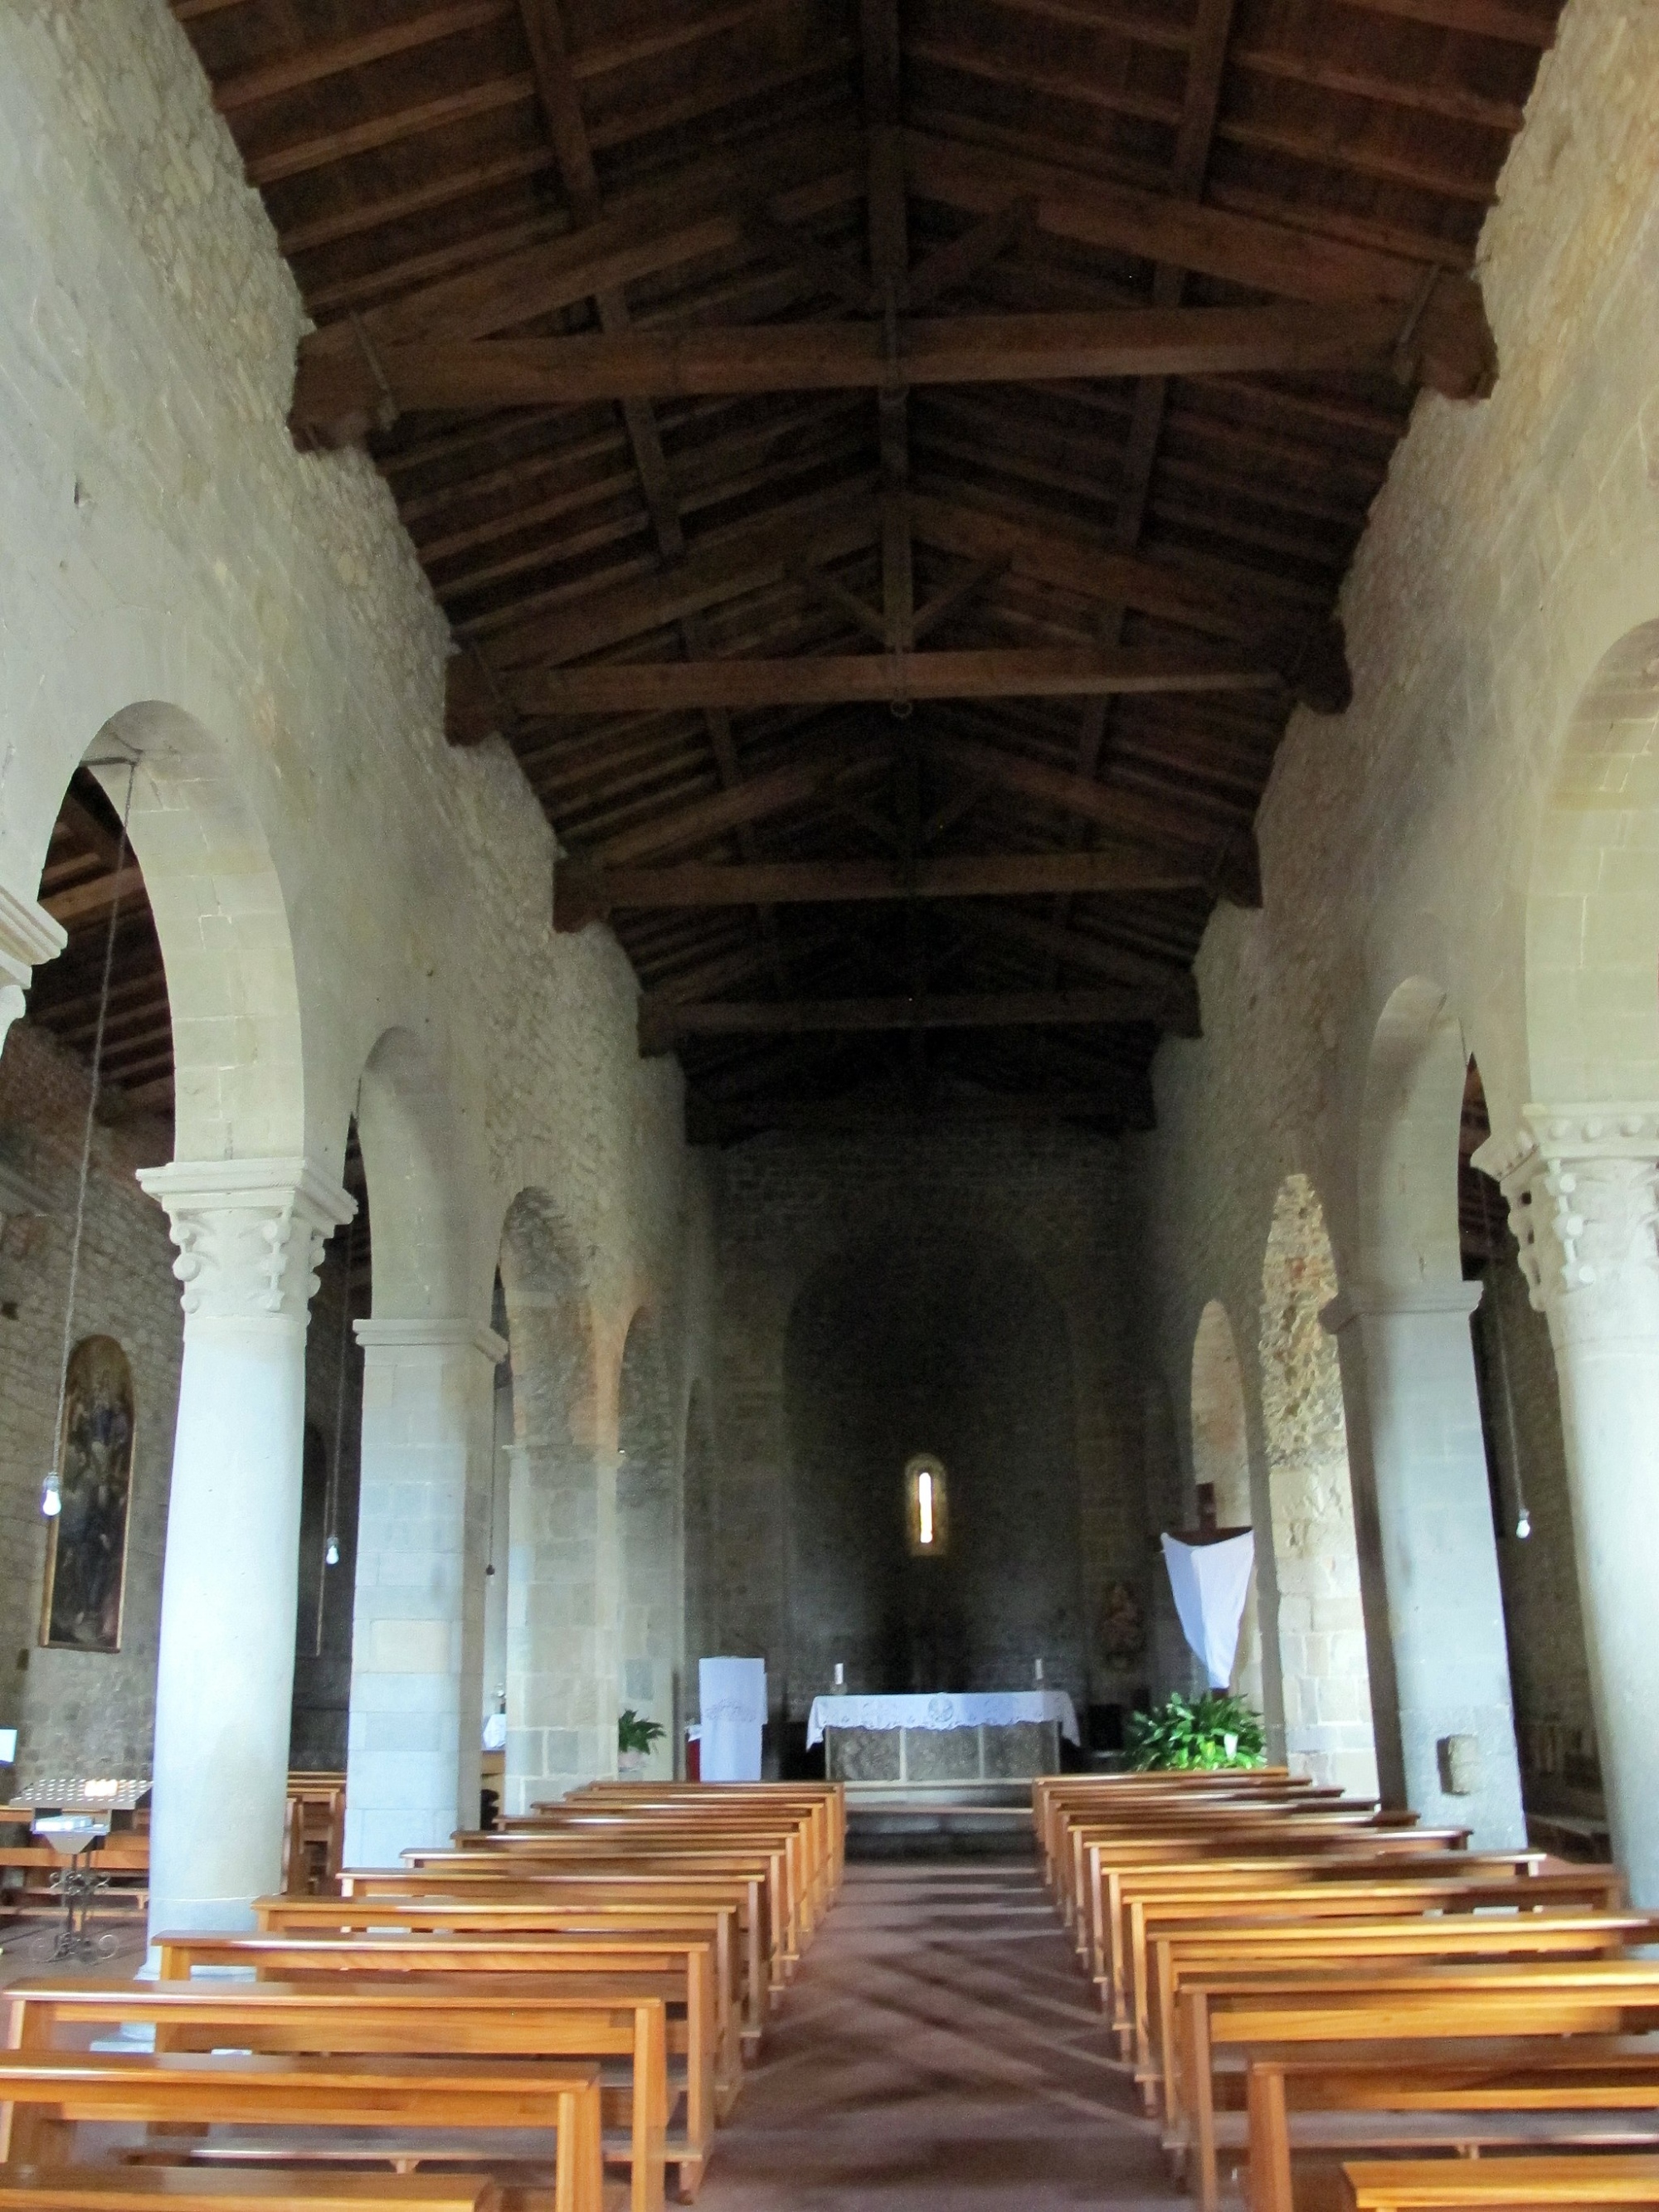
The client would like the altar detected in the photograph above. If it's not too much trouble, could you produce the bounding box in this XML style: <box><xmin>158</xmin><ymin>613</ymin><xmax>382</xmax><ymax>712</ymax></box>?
<box><xmin>805</xmin><ymin>1690</ymin><xmax>1081</xmax><ymax>1782</ymax></box>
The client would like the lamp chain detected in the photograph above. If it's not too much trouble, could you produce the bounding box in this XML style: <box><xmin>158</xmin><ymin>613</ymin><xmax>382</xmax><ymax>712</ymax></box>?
<box><xmin>44</xmin><ymin>766</ymin><xmax>137</xmax><ymax>1508</ymax></box>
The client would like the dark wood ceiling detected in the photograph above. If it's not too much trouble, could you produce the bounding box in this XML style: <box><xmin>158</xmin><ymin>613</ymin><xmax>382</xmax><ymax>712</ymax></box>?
<box><xmin>26</xmin><ymin>0</ymin><xmax>1561</xmax><ymax>1141</ymax></box>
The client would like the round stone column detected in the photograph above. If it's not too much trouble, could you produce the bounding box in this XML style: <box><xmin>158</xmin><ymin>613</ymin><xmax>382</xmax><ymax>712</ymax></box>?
<box><xmin>138</xmin><ymin>1158</ymin><xmax>353</xmax><ymax>1936</ymax></box>
<box><xmin>1477</xmin><ymin>1106</ymin><xmax>1659</xmax><ymax>1902</ymax></box>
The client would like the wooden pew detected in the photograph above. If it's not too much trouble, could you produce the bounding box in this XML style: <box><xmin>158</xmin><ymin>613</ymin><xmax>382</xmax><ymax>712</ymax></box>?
<box><xmin>521</xmin><ymin>1789</ymin><xmax>843</xmax><ymax>1929</ymax></box>
<box><xmin>9</xmin><ymin>1976</ymin><xmax>666</xmax><ymax>2212</ymax></box>
<box><xmin>332</xmin><ymin>1873</ymin><xmax>771</xmax><ymax>2044</ymax></box>
<box><xmin>1144</xmin><ymin>1910</ymin><xmax>1657</xmax><ymax>2127</ymax></box>
<box><xmin>1178</xmin><ymin>1962</ymin><xmax>1659</xmax><ymax>2210</ymax></box>
<box><xmin>397</xmin><ymin>1841</ymin><xmax>794</xmax><ymax>1993</ymax></box>
<box><xmin>1245</xmin><ymin>2044</ymin><xmax>1659</xmax><ymax>2212</ymax></box>
<box><xmin>0</xmin><ymin>2052</ymin><xmax>603</xmax><ymax>2212</ymax></box>
<box><xmin>546</xmin><ymin>1784</ymin><xmax>844</xmax><ymax>1905</ymax></box>
<box><xmin>1342</xmin><ymin>2151</ymin><xmax>1659</xmax><ymax>2211</ymax></box>
<box><xmin>1085</xmin><ymin>1841</ymin><xmax>1515</xmax><ymax>2032</ymax></box>
<box><xmin>226</xmin><ymin>1912</ymin><xmax>732</xmax><ymax>2138</ymax></box>
<box><xmin>0</xmin><ymin>2173</ymin><xmax>504</xmax><ymax>2210</ymax></box>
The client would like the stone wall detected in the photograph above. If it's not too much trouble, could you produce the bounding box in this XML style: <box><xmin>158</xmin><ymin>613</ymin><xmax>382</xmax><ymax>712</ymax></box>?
<box><xmin>0</xmin><ymin>0</ymin><xmax>715</xmax><ymax>1825</ymax></box>
<box><xmin>700</xmin><ymin>1123</ymin><xmax>1151</xmax><ymax>1732</ymax></box>
<box><xmin>0</xmin><ymin>1025</ymin><xmax>177</xmax><ymax>1782</ymax></box>
<box><xmin>1136</xmin><ymin>0</ymin><xmax>1659</xmax><ymax>1816</ymax></box>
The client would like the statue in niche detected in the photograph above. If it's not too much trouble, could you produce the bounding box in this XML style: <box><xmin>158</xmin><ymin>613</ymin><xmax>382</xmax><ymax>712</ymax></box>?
<box><xmin>1097</xmin><ymin>1580</ymin><xmax>1146</xmax><ymax>1666</ymax></box>
<box><xmin>41</xmin><ymin>1335</ymin><xmax>135</xmax><ymax>1654</ymax></box>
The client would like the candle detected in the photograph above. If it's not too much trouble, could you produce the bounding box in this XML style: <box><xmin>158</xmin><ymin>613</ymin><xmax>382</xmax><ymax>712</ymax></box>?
<box><xmin>1034</xmin><ymin>1656</ymin><xmax>1044</xmax><ymax>1685</ymax></box>
<box><xmin>833</xmin><ymin>1662</ymin><xmax>845</xmax><ymax>1689</ymax></box>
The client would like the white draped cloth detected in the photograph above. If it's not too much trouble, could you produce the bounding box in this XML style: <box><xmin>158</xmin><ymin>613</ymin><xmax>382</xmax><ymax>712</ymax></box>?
<box><xmin>698</xmin><ymin>1656</ymin><xmax>767</xmax><ymax>1781</ymax></box>
<box><xmin>1161</xmin><ymin>1531</ymin><xmax>1255</xmax><ymax>1689</ymax></box>
<box><xmin>805</xmin><ymin>1689</ymin><xmax>1080</xmax><ymax>1748</ymax></box>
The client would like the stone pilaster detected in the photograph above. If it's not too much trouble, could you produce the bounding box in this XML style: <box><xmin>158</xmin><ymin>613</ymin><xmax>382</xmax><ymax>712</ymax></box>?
<box><xmin>1323</xmin><ymin>1279</ymin><xmax>1525</xmax><ymax>1847</ymax></box>
<box><xmin>1475</xmin><ymin>1106</ymin><xmax>1659</xmax><ymax>1900</ymax></box>
<box><xmin>136</xmin><ymin>1157</ymin><xmax>353</xmax><ymax>1935</ymax></box>
<box><xmin>344</xmin><ymin>1318</ymin><xmax>505</xmax><ymax>1864</ymax></box>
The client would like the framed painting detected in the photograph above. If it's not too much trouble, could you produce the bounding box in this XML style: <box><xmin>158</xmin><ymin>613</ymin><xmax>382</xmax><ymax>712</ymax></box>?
<box><xmin>40</xmin><ymin>1334</ymin><xmax>135</xmax><ymax>1653</ymax></box>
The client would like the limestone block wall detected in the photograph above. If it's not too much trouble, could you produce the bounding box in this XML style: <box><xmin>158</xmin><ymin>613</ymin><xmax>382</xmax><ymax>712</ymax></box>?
<box><xmin>0</xmin><ymin>0</ymin><xmax>716</xmax><ymax>1808</ymax></box>
<box><xmin>1135</xmin><ymin>0</ymin><xmax>1659</xmax><ymax>1805</ymax></box>
<box><xmin>701</xmin><ymin>1124</ymin><xmax>1149</xmax><ymax>1731</ymax></box>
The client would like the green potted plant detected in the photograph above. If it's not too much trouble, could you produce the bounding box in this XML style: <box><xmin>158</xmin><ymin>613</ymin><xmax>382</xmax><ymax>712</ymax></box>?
<box><xmin>618</xmin><ymin>1708</ymin><xmax>666</xmax><ymax>1777</ymax></box>
<box><xmin>1126</xmin><ymin>1689</ymin><xmax>1266</xmax><ymax>1771</ymax></box>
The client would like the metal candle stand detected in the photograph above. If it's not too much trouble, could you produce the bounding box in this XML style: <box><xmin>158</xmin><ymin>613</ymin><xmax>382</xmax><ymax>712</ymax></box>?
<box><xmin>32</xmin><ymin>1814</ymin><xmax>113</xmax><ymax>1962</ymax></box>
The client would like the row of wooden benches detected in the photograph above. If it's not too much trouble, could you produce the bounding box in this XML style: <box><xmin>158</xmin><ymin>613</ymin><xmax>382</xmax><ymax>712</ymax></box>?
<box><xmin>1037</xmin><ymin>1767</ymin><xmax>1659</xmax><ymax>2212</ymax></box>
<box><xmin>0</xmin><ymin>1779</ymin><xmax>844</xmax><ymax>2212</ymax></box>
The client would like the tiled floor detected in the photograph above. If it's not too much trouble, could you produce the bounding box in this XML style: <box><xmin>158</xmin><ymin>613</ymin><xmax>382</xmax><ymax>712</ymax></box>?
<box><xmin>697</xmin><ymin>1859</ymin><xmax>1180</xmax><ymax>2209</ymax></box>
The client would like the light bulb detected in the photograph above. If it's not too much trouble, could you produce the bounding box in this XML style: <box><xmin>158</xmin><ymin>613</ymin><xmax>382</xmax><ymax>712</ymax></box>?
<box><xmin>324</xmin><ymin>1534</ymin><xmax>340</xmax><ymax>1567</ymax></box>
<box><xmin>1515</xmin><ymin>1510</ymin><xmax>1531</xmax><ymax>1540</ymax></box>
<box><xmin>40</xmin><ymin>1470</ymin><xmax>61</xmax><ymax>1519</ymax></box>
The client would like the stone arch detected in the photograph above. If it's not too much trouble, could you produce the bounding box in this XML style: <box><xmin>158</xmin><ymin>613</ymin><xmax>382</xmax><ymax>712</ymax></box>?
<box><xmin>356</xmin><ymin>1026</ymin><xmax>469</xmax><ymax>1319</ymax></box>
<box><xmin>1190</xmin><ymin>1299</ymin><xmax>1262</xmax><ymax>1712</ymax></box>
<box><xmin>1525</xmin><ymin>618</ymin><xmax>1659</xmax><ymax>1106</ymax></box>
<box><xmin>1339</xmin><ymin>982</ymin><xmax>1526</xmax><ymax>1840</ymax></box>
<box><xmin>55</xmin><ymin>702</ymin><xmax>306</xmax><ymax>1164</ymax></box>
<box><xmin>1259</xmin><ymin>1174</ymin><xmax>1379</xmax><ymax>1791</ymax></box>
<box><xmin>1357</xmin><ymin>977</ymin><xmax>1469</xmax><ymax>1295</ymax></box>
<box><xmin>617</xmin><ymin>1308</ymin><xmax>681</xmax><ymax>1778</ymax></box>
<box><xmin>498</xmin><ymin>1188</ymin><xmax>609</xmax><ymax>1811</ymax></box>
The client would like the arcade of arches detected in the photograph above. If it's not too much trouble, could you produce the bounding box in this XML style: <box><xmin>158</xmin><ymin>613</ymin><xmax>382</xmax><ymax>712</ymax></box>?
<box><xmin>2</xmin><ymin>0</ymin><xmax>1659</xmax><ymax>1982</ymax></box>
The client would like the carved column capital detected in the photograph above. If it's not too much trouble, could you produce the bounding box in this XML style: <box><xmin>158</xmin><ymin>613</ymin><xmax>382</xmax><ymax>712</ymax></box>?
<box><xmin>1472</xmin><ymin>1105</ymin><xmax>1659</xmax><ymax>1320</ymax></box>
<box><xmin>136</xmin><ymin>1157</ymin><xmax>355</xmax><ymax>1324</ymax></box>
<box><xmin>0</xmin><ymin>880</ymin><xmax>67</xmax><ymax>1052</ymax></box>
<box><xmin>1321</xmin><ymin>1278</ymin><xmax>1484</xmax><ymax>1334</ymax></box>
<box><xmin>354</xmin><ymin>1317</ymin><xmax>508</xmax><ymax>1364</ymax></box>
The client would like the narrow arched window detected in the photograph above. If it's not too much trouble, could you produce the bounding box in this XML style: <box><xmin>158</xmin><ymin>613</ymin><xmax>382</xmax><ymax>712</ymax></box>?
<box><xmin>904</xmin><ymin>1454</ymin><xmax>949</xmax><ymax>1557</ymax></box>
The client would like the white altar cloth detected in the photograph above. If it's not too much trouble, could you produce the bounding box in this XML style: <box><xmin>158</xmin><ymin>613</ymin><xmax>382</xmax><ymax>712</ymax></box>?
<box><xmin>805</xmin><ymin>1690</ymin><xmax>1080</xmax><ymax>1748</ymax></box>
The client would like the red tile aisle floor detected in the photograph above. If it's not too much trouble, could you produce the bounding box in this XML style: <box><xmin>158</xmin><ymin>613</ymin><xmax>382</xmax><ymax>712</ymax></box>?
<box><xmin>697</xmin><ymin>1860</ymin><xmax>1180</xmax><ymax>2210</ymax></box>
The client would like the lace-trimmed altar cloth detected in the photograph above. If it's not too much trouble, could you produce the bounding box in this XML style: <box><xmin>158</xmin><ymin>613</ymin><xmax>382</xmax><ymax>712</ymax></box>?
<box><xmin>805</xmin><ymin>1689</ymin><xmax>1080</xmax><ymax>1748</ymax></box>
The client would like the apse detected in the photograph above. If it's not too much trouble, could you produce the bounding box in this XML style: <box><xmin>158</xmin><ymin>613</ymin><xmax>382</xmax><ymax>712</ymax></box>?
<box><xmin>783</xmin><ymin>1230</ymin><xmax>1083</xmax><ymax>1704</ymax></box>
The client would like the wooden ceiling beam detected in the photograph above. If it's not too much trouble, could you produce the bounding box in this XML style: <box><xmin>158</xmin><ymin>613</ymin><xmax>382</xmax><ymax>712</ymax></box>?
<box><xmin>592</xmin><ymin>737</ymin><xmax>888</xmax><ymax>862</ymax></box>
<box><xmin>41</xmin><ymin>866</ymin><xmax>147</xmax><ymax>930</ymax></box>
<box><xmin>685</xmin><ymin>1084</ymin><xmax>1146</xmax><ymax>1137</ymax></box>
<box><xmin>917</xmin><ymin>729</ymin><xmax>1259</xmax><ymax>906</ymax></box>
<box><xmin>1333</xmin><ymin>0</ymin><xmax>1557</xmax><ymax>42</ymax></box>
<box><xmin>946</xmin><ymin>903</ymin><xmax>1201</xmax><ymax>1033</ymax></box>
<box><xmin>646</xmin><ymin>923</ymin><xmax>844</xmax><ymax>1006</ymax></box>
<box><xmin>295</xmin><ymin>148</ymin><xmax>861</xmax><ymax>361</ymax></box>
<box><xmin>246</xmin><ymin>77</ymin><xmax>538</xmax><ymax>189</ymax></box>
<box><xmin>1335</xmin><ymin>0</ymin><xmax>1557</xmax><ymax>43</ymax></box>
<box><xmin>643</xmin><ymin>985</ymin><xmax>1167</xmax><ymax>1048</ymax></box>
<box><xmin>557</xmin><ymin>848</ymin><xmax>1207</xmax><ymax>928</ymax></box>
<box><xmin>214</xmin><ymin>2</ymin><xmax>514</xmax><ymax>113</ymax></box>
<box><xmin>903</xmin><ymin>129</ymin><xmax>1492</xmax><ymax>313</ymax></box>
<box><xmin>292</xmin><ymin>297</ymin><xmax>1491</xmax><ymax>444</ymax></box>
<box><xmin>908</xmin><ymin>491</ymin><xmax>1349</xmax><ymax>711</ymax></box>
<box><xmin>906</xmin><ymin>197</ymin><xmax>1039</xmax><ymax>310</ymax></box>
<box><xmin>455</xmin><ymin>487</ymin><xmax>878</xmax><ymax>690</ymax></box>
<box><xmin>507</xmin><ymin>644</ymin><xmax>1282</xmax><ymax>716</ymax></box>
